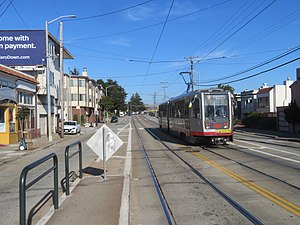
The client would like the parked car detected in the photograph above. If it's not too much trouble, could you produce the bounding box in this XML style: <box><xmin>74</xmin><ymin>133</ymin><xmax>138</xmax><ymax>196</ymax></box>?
<box><xmin>110</xmin><ymin>116</ymin><xmax>118</xmax><ymax>123</ymax></box>
<box><xmin>64</xmin><ymin>121</ymin><xmax>81</xmax><ymax>134</ymax></box>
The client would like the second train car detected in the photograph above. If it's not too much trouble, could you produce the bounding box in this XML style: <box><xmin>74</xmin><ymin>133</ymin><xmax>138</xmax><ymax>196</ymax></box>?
<box><xmin>158</xmin><ymin>89</ymin><xmax>234</xmax><ymax>144</ymax></box>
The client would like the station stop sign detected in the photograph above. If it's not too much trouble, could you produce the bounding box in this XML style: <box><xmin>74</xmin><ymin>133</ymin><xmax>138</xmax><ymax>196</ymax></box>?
<box><xmin>87</xmin><ymin>124</ymin><xmax>123</xmax><ymax>161</ymax></box>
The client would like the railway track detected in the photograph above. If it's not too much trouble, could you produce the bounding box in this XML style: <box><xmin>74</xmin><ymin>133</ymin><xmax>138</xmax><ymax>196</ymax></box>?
<box><xmin>132</xmin><ymin>115</ymin><xmax>264</xmax><ymax>225</ymax></box>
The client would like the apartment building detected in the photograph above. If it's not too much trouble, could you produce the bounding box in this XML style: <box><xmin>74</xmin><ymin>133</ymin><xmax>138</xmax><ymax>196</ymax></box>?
<box><xmin>70</xmin><ymin>68</ymin><xmax>102</xmax><ymax>125</ymax></box>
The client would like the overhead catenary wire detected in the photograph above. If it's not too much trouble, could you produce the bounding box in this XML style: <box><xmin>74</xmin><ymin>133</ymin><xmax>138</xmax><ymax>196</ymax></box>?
<box><xmin>201</xmin><ymin>45</ymin><xmax>300</xmax><ymax>83</ymax></box>
<box><xmin>0</xmin><ymin>0</ymin><xmax>13</xmax><ymax>18</ymax></box>
<box><xmin>140</xmin><ymin>0</ymin><xmax>175</xmax><ymax>87</ymax></box>
<box><xmin>68</xmin><ymin>0</ymin><xmax>231</xmax><ymax>42</ymax></box>
<box><xmin>200</xmin><ymin>56</ymin><xmax>300</xmax><ymax>87</ymax></box>
<box><xmin>224</xmin><ymin>7</ymin><xmax>300</xmax><ymax>55</ymax></box>
<box><xmin>195</xmin><ymin>0</ymin><xmax>278</xmax><ymax>65</ymax></box>
<box><xmin>11</xmin><ymin>2</ymin><xmax>28</xmax><ymax>29</ymax></box>
<box><xmin>68</xmin><ymin>0</ymin><xmax>154</xmax><ymax>21</ymax></box>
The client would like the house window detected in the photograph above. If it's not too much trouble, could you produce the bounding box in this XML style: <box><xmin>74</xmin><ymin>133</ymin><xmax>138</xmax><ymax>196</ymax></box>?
<box><xmin>0</xmin><ymin>108</ymin><xmax>5</xmax><ymax>132</ymax></box>
<box><xmin>70</xmin><ymin>79</ymin><xmax>77</xmax><ymax>87</ymax></box>
<box><xmin>71</xmin><ymin>94</ymin><xmax>78</xmax><ymax>101</ymax></box>
<box><xmin>79</xmin><ymin>79</ymin><xmax>85</xmax><ymax>87</ymax></box>
<box><xmin>50</xmin><ymin>71</ymin><xmax>54</xmax><ymax>85</ymax></box>
<box><xmin>79</xmin><ymin>94</ymin><xmax>85</xmax><ymax>101</ymax></box>
<box><xmin>258</xmin><ymin>97</ymin><xmax>269</xmax><ymax>108</ymax></box>
<box><xmin>18</xmin><ymin>92</ymin><xmax>33</xmax><ymax>105</ymax></box>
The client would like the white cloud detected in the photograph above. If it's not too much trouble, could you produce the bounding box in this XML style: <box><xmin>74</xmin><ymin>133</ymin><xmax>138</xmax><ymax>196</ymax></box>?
<box><xmin>125</xmin><ymin>5</ymin><xmax>155</xmax><ymax>21</ymax></box>
<box><xmin>104</xmin><ymin>37</ymin><xmax>131</xmax><ymax>47</ymax></box>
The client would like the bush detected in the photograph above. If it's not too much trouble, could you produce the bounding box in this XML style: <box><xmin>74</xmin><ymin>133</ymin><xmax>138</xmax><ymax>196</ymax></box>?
<box><xmin>80</xmin><ymin>115</ymin><xmax>85</xmax><ymax>125</ymax></box>
<box><xmin>242</xmin><ymin>113</ymin><xmax>276</xmax><ymax>130</ymax></box>
<box><xmin>73</xmin><ymin>114</ymin><xmax>78</xmax><ymax>123</ymax></box>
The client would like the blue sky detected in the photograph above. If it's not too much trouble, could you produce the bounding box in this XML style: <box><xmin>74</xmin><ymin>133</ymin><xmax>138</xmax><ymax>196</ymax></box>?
<box><xmin>1</xmin><ymin>0</ymin><xmax>300</xmax><ymax>105</ymax></box>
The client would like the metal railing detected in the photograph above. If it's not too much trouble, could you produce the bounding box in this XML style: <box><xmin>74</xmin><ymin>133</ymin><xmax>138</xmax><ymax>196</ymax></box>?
<box><xmin>63</xmin><ymin>141</ymin><xmax>83</xmax><ymax>196</ymax></box>
<box><xmin>19</xmin><ymin>153</ymin><xmax>58</xmax><ymax>225</ymax></box>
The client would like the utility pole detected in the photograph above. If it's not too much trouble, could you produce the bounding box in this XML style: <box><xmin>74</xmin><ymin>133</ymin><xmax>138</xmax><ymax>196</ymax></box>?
<box><xmin>59</xmin><ymin>21</ymin><xmax>64</xmax><ymax>138</ymax></box>
<box><xmin>153</xmin><ymin>92</ymin><xmax>156</xmax><ymax>109</ymax></box>
<box><xmin>161</xmin><ymin>81</ymin><xmax>168</xmax><ymax>101</ymax></box>
<box><xmin>184</xmin><ymin>56</ymin><xmax>199</xmax><ymax>92</ymax></box>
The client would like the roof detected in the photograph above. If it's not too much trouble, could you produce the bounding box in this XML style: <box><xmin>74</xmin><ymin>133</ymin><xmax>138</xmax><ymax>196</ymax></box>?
<box><xmin>48</xmin><ymin>32</ymin><xmax>73</xmax><ymax>59</ymax></box>
<box><xmin>0</xmin><ymin>64</ymin><xmax>38</xmax><ymax>84</ymax></box>
<box><xmin>257</xmin><ymin>87</ymin><xmax>273</xmax><ymax>94</ymax></box>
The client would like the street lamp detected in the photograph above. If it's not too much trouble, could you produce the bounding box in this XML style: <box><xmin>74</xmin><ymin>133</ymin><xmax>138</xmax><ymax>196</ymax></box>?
<box><xmin>45</xmin><ymin>15</ymin><xmax>76</xmax><ymax>142</ymax></box>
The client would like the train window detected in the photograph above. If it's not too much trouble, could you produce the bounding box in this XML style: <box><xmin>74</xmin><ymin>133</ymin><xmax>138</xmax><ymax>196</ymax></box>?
<box><xmin>191</xmin><ymin>98</ymin><xmax>200</xmax><ymax>119</ymax></box>
<box><xmin>204</xmin><ymin>94</ymin><xmax>228</xmax><ymax>121</ymax></box>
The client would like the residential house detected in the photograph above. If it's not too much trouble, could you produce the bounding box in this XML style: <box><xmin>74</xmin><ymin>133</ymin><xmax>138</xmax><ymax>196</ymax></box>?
<box><xmin>240</xmin><ymin>89</ymin><xmax>258</xmax><ymax>119</ymax></box>
<box><xmin>278</xmin><ymin>68</ymin><xmax>300</xmax><ymax>132</ymax></box>
<box><xmin>0</xmin><ymin>64</ymin><xmax>38</xmax><ymax>144</ymax></box>
<box><xmin>257</xmin><ymin>79</ymin><xmax>293</xmax><ymax>115</ymax></box>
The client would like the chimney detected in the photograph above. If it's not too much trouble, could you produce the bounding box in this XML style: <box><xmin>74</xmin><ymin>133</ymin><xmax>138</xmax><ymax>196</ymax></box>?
<box><xmin>82</xmin><ymin>67</ymin><xmax>88</xmax><ymax>77</ymax></box>
<box><xmin>297</xmin><ymin>68</ymin><xmax>300</xmax><ymax>80</ymax></box>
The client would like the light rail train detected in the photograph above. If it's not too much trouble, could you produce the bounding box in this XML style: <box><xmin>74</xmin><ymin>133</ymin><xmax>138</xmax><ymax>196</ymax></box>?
<box><xmin>158</xmin><ymin>89</ymin><xmax>234</xmax><ymax>144</ymax></box>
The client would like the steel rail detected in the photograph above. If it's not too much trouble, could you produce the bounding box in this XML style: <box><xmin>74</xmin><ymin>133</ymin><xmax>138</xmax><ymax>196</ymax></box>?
<box><xmin>202</xmin><ymin>145</ymin><xmax>300</xmax><ymax>191</ymax></box>
<box><xmin>132</xmin><ymin>117</ymin><xmax>176</xmax><ymax>225</ymax></box>
<box><xmin>135</xmin><ymin>115</ymin><xmax>264</xmax><ymax>225</ymax></box>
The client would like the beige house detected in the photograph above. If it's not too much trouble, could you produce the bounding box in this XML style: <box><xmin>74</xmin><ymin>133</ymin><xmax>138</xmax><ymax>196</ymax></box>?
<box><xmin>69</xmin><ymin>68</ymin><xmax>103</xmax><ymax>125</ymax></box>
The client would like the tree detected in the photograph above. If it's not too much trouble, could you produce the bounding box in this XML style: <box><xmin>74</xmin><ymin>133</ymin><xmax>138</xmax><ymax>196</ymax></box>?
<box><xmin>69</xmin><ymin>67</ymin><xmax>80</xmax><ymax>75</ymax></box>
<box><xmin>218</xmin><ymin>84</ymin><xmax>235</xmax><ymax>95</ymax></box>
<box><xmin>16</xmin><ymin>106</ymin><xmax>30</xmax><ymax>138</ymax></box>
<box><xmin>284</xmin><ymin>100</ymin><xmax>300</xmax><ymax>132</ymax></box>
<box><xmin>130</xmin><ymin>93</ymin><xmax>146</xmax><ymax>112</ymax></box>
<box><xmin>98</xmin><ymin>79</ymin><xmax>127</xmax><ymax>114</ymax></box>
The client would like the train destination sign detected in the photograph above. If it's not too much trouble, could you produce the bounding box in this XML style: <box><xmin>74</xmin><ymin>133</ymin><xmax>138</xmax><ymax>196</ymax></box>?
<box><xmin>0</xmin><ymin>30</ymin><xmax>46</xmax><ymax>66</ymax></box>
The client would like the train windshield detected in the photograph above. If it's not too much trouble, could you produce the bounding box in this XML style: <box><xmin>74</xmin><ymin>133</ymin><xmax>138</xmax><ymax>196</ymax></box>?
<box><xmin>204</xmin><ymin>94</ymin><xmax>228</xmax><ymax>122</ymax></box>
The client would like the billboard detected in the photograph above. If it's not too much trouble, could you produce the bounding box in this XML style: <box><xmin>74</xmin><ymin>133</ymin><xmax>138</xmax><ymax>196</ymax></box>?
<box><xmin>0</xmin><ymin>30</ymin><xmax>46</xmax><ymax>66</ymax></box>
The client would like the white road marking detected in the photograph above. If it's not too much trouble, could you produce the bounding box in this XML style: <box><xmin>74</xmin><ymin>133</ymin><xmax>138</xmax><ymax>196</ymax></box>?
<box><xmin>236</xmin><ymin>139</ymin><xmax>300</xmax><ymax>157</ymax></box>
<box><xmin>230</xmin><ymin>141</ymin><xmax>300</xmax><ymax>164</ymax></box>
<box><xmin>119</xmin><ymin>122</ymin><xmax>132</xmax><ymax>225</ymax></box>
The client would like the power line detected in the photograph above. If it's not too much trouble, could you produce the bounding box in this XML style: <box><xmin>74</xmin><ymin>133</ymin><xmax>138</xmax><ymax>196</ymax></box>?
<box><xmin>201</xmin><ymin>45</ymin><xmax>300</xmax><ymax>83</ymax></box>
<box><xmin>70</xmin><ymin>0</ymin><xmax>153</xmax><ymax>21</ymax></box>
<box><xmin>68</xmin><ymin>0</ymin><xmax>231</xmax><ymax>42</ymax></box>
<box><xmin>11</xmin><ymin>3</ymin><xmax>28</xmax><ymax>29</ymax></box>
<box><xmin>0</xmin><ymin>0</ymin><xmax>13</xmax><ymax>18</ymax></box>
<box><xmin>225</xmin><ymin>8</ymin><xmax>300</xmax><ymax>55</ymax></box>
<box><xmin>196</xmin><ymin>0</ymin><xmax>278</xmax><ymax>65</ymax></box>
<box><xmin>200</xmin><ymin>56</ymin><xmax>300</xmax><ymax>87</ymax></box>
<box><xmin>141</xmin><ymin>0</ymin><xmax>175</xmax><ymax>86</ymax></box>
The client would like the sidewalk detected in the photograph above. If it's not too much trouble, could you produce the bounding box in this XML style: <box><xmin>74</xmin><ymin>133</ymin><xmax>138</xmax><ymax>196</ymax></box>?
<box><xmin>0</xmin><ymin>133</ymin><xmax>72</xmax><ymax>165</ymax></box>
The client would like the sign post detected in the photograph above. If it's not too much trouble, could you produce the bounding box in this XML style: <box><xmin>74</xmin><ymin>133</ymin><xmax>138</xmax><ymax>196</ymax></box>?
<box><xmin>87</xmin><ymin>124</ymin><xmax>123</xmax><ymax>180</ymax></box>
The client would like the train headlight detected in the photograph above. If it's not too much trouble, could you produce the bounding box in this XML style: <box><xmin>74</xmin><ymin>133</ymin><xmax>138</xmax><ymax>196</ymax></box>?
<box><xmin>224</xmin><ymin>122</ymin><xmax>229</xmax><ymax>128</ymax></box>
<box><xmin>205</xmin><ymin>122</ymin><xmax>211</xmax><ymax>129</ymax></box>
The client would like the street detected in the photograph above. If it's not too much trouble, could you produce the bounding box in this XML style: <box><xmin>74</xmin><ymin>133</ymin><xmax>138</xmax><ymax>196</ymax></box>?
<box><xmin>1</xmin><ymin>115</ymin><xmax>300</xmax><ymax>225</ymax></box>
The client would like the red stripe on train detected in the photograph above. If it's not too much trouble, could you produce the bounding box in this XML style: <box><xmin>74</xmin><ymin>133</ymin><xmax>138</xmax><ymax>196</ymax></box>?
<box><xmin>191</xmin><ymin>131</ymin><xmax>233</xmax><ymax>136</ymax></box>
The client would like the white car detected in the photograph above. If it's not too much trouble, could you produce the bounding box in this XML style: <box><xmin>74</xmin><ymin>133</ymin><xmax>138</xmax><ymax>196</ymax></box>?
<box><xmin>64</xmin><ymin>121</ymin><xmax>81</xmax><ymax>134</ymax></box>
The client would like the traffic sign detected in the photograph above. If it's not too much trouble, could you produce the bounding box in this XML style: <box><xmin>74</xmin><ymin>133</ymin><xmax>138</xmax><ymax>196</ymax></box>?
<box><xmin>87</xmin><ymin>124</ymin><xmax>123</xmax><ymax>161</ymax></box>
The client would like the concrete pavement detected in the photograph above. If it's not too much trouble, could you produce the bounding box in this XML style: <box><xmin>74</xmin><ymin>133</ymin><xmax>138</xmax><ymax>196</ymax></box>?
<box><xmin>1</xmin><ymin>125</ymin><xmax>300</xmax><ymax>224</ymax></box>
